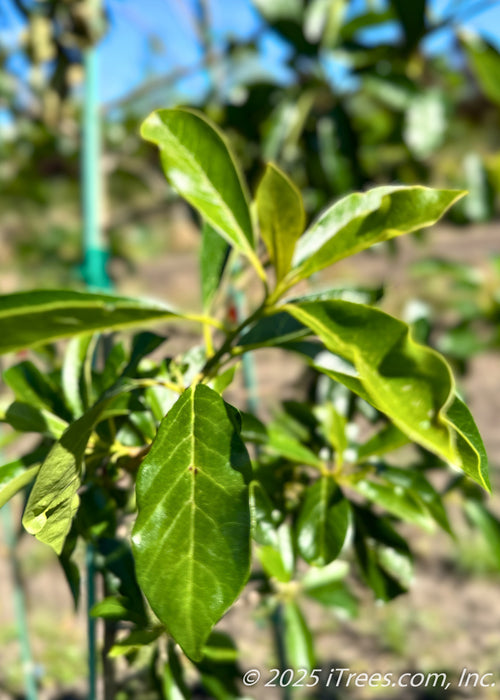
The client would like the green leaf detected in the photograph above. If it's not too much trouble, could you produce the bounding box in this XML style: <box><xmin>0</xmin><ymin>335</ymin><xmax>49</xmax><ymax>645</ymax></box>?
<box><xmin>267</xmin><ymin>427</ymin><xmax>322</xmax><ymax>468</ymax></box>
<box><xmin>109</xmin><ymin>628</ymin><xmax>164</xmax><ymax>657</ymax></box>
<box><xmin>132</xmin><ymin>385</ymin><xmax>251</xmax><ymax>661</ymax></box>
<box><xmin>249</xmin><ymin>480</ymin><xmax>281</xmax><ymax>547</ymax></box>
<box><xmin>196</xmin><ymin>632</ymin><xmax>242</xmax><ymax>700</ymax></box>
<box><xmin>446</xmin><ymin>395</ymin><xmax>490</xmax><ymax>492</ymax></box>
<box><xmin>0</xmin><ymin>289</ymin><xmax>178</xmax><ymax>355</ymax></box>
<box><xmin>381</xmin><ymin>466</ymin><xmax>452</xmax><ymax>534</ymax></box>
<box><xmin>351</xmin><ymin>478</ymin><xmax>435</xmax><ymax>532</ymax></box>
<box><xmin>3</xmin><ymin>402</ymin><xmax>68</xmax><ymax>438</ymax></box>
<box><xmin>0</xmin><ymin>453</ymin><xmax>42</xmax><ymax>508</ymax></box>
<box><xmin>90</xmin><ymin>595</ymin><xmax>146</xmax><ymax>625</ymax></box>
<box><xmin>464</xmin><ymin>501</ymin><xmax>500</xmax><ymax>569</ymax></box>
<box><xmin>301</xmin><ymin>560</ymin><xmax>349</xmax><ymax>589</ymax></box>
<box><xmin>62</xmin><ymin>334</ymin><xmax>95</xmax><ymax>417</ymax></box>
<box><xmin>238</xmin><ymin>311</ymin><xmax>309</xmax><ymax>349</ymax></box>
<box><xmin>354</xmin><ymin>508</ymin><xmax>413</xmax><ymax>601</ymax></box>
<box><xmin>357</xmin><ymin>423</ymin><xmax>409</xmax><ymax>460</ymax></box>
<box><xmin>22</xmin><ymin>401</ymin><xmax>108</xmax><ymax>554</ymax></box>
<box><xmin>97</xmin><ymin>538</ymin><xmax>148</xmax><ymax>623</ymax></box>
<box><xmin>256</xmin><ymin>523</ymin><xmax>295</xmax><ymax>582</ymax></box>
<box><xmin>288</xmin><ymin>187</ymin><xmax>465</xmax><ymax>283</ymax></box>
<box><xmin>200</xmin><ymin>221</ymin><xmax>230</xmax><ymax>311</ymax></box>
<box><xmin>4</xmin><ymin>361</ymin><xmax>70</xmax><ymax>419</ymax></box>
<box><xmin>284</xmin><ymin>299</ymin><xmax>489</xmax><ymax>490</ymax></box>
<box><xmin>296</xmin><ymin>478</ymin><xmax>350</xmax><ymax>566</ymax></box>
<box><xmin>283</xmin><ymin>602</ymin><xmax>315</xmax><ymax>671</ymax></box>
<box><xmin>256</xmin><ymin>162</ymin><xmax>305</xmax><ymax>283</ymax></box>
<box><xmin>211</xmin><ymin>364</ymin><xmax>238</xmax><ymax>396</ymax></box>
<box><xmin>302</xmin><ymin>566</ymin><xmax>357</xmax><ymax>617</ymax></box>
<box><xmin>314</xmin><ymin>404</ymin><xmax>347</xmax><ymax>465</ymax></box>
<box><xmin>141</xmin><ymin>108</ymin><xmax>264</xmax><ymax>278</ymax></box>
<box><xmin>164</xmin><ymin>640</ymin><xmax>190</xmax><ymax>700</ymax></box>
<box><xmin>462</xmin><ymin>32</ymin><xmax>500</xmax><ymax>106</ymax></box>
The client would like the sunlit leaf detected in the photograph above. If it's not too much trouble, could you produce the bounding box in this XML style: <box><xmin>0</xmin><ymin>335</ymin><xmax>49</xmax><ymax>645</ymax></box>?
<box><xmin>288</xmin><ymin>186</ymin><xmax>465</xmax><ymax>283</ymax></box>
<box><xmin>284</xmin><ymin>299</ymin><xmax>489</xmax><ymax>490</ymax></box>
<box><xmin>256</xmin><ymin>162</ymin><xmax>305</xmax><ymax>283</ymax></box>
<box><xmin>0</xmin><ymin>289</ymin><xmax>178</xmax><ymax>355</ymax></box>
<box><xmin>132</xmin><ymin>385</ymin><xmax>251</xmax><ymax>661</ymax></box>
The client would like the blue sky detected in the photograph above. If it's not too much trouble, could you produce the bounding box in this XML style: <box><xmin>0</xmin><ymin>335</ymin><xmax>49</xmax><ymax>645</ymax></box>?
<box><xmin>2</xmin><ymin>0</ymin><xmax>500</xmax><ymax>108</ymax></box>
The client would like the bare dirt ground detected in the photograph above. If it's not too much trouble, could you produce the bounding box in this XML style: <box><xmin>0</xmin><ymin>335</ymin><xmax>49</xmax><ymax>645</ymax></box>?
<box><xmin>1</xmin><ymin>221</ymin><xmax>500</xmax><ymax>699</ymax></box>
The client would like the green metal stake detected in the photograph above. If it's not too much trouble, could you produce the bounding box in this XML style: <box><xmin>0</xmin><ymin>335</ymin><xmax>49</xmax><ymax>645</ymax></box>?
<box><xmin>80</xmin><ymin>3</ymin><xmax>110</xmax><ymax>697</ymax></box>
<box><xmin>1</xmin><ymin>502</ymin><xmax>39</xmax><ymax>700</ymax></box>
<box><xmin>82</xmin><ymin>41</ymin><xmax>110</xmax><ymax>292</ymax></box>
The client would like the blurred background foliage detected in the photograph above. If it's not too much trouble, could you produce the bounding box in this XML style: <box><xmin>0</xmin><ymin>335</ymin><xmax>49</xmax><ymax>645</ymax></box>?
<box><xmin>1</xmin><ymin>0</ymin><xmax>500</xmax><ymax>288</ymax></box>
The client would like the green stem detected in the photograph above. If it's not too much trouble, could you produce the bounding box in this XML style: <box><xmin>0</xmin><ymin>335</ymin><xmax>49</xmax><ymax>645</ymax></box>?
<box><xmin>201</xmin><ymin>300</ymin><xmax>268</xmax><ymax>378</ymax></box>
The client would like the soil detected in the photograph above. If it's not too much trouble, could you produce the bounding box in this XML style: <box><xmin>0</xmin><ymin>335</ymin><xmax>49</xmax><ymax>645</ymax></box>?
<box><xmin>1</xmin><ymin>220</ymin><xmax>500</xmax><ymax>699</ymax></box>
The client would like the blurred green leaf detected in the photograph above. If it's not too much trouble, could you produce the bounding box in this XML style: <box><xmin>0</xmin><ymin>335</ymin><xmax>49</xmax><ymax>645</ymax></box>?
<box><xmin>296</xmin><ymin>478</ymin><xmax>350</xmax><ymax>565</ymax></box>
<box><xmin>283</xmin><ymin>601</ymin><xmax>315</xmax><ymax>671</ymax></box>
<box><xmin>462</xmin><ymin>32</ymin><xmax>500</xmax><ymax>106</ymax></box>
<box><xmin>0</xmin><ymin>290</ymin><xmax>178</xmax><ymax>355</ymax></box>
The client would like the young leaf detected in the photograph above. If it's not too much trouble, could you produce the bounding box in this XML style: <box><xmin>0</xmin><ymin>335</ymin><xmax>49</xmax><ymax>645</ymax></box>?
<box><xmin>0</xmin><ymin>289</ymin><xmax>178</xmax><ymax>355</ymax></box>
<box><xmin>200</xmin><ymin>221</ymin><xmax>230</xmax><ymax>312</ymax></box>
<box><xmin>141</xmin><ymin>108</ymin><xmax>264</xmax><ymax>278</ymax></box>
<box><xmin>284</xmin><ymin>299</ymin><xmax>490</xmax><ymax>490</ymax></box>
<box><xmin>256</xmin><ymin>163</ymin><xmax>305</xmax><ymax>283</ymax></box>
<box><xmin>296</xmin><ymin>478</ymin><xmax>350</xmax><ymax>566</ymax></box>
<box><xmin>132</xmin><ymin>384</ymin><xmax>251</xmax><ymax>661</ymax></box>
<box><xmin>289</xmin><ymin>186</ymin><xmax>465</xmax><ymax>283</ymax></box>
<box><xmin>22</xmin><ymin>400</ymin><xmax>110</xmax><ymax>554</ymax></box>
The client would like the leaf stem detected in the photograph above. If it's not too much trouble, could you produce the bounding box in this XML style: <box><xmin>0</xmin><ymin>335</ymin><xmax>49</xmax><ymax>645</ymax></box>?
<box><xmin>201</xmin><ymin>301</ymin><xmax>280</xmax><ymax>379</ymax></box>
